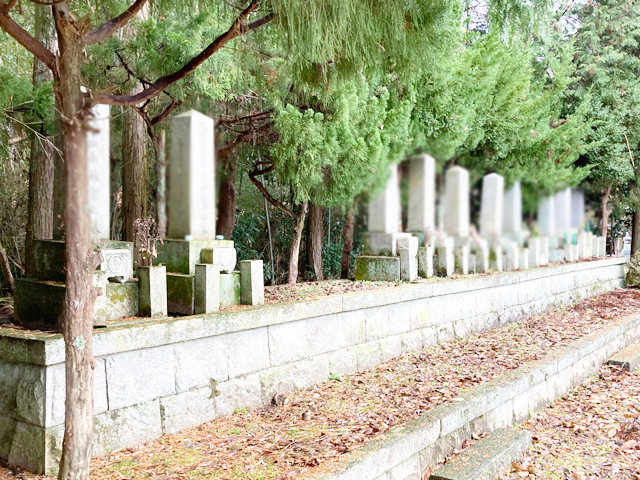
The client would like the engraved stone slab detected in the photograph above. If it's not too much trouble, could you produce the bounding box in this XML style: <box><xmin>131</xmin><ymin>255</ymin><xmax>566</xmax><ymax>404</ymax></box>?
<box><xmin>99</xmin><ymin>249</ymin><xmax>133</xmax><ymax>281</ymax></box>
<box><xmin>200</xmin><ymin>247</ymin><xmax>237</xmax><ymax>274</ymax></box>
<box><xmin>87</xmin><ymin>104</ymin><xmax>111</xmax><ymax>241</ymax></box>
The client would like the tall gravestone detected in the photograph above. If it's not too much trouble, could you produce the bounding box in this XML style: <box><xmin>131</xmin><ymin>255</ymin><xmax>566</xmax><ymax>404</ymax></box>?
<box><xmin>537</xmin><ymin>196</ymin><xmax>555</xmax><ymax>237</ymax></box>
<box><xmin>444</xmin><ymin>166</ymin><xmax>470</xmax><ymax>238</ymax></box>
<box><xmin>407</xmin><ymin>154</ymin><xmax>435</xmax><ymax>237</ymax></box>
<box><xmin>571</xmin><ymin>188</ymin><xmax>585</xmax><ymax>229</ymax></box>
<box><xmin>479</xmin><ymin>173</ymin><xmax>504</xmax><ymax>239</ymax></box>
<box><xmin>503</xmin><ymin>181</ymin><xmax>522</xmax><ymax>234</ymax></box>
<box><xmin>554</xmin><ymin>187</ymin><xmax>572</xmax><ymax>236</ymax></box>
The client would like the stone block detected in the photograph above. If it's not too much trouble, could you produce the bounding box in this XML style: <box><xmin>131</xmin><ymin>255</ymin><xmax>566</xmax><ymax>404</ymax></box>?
<box><xmin>215</xmin><ymin>374</ymin><xmax>263</xmax><ymax>417</ymax></box>
<box><xmin>435</xmin><ymin>245</ymin><xmax>454</xmax><ymax>277</ymax></box>
<box><xmin>355</xmin><ymin>256</ymin><xmax>401</xmax><ymax>282</ymax></box>
<box><xmin>549</xmin><ymin>248</ymin><xmax>565</xmax><ymax>263</ymax></box>
<box><xmin>503</xmin><ymin>241</ymin><xmax>518</xmax><ymax>271</ymax></box>
<box><xmin>328</xmin><ymin>347</ymin><xmax>359</xmax><ymax>376</ymax></box>
<box><xmin>454</xmin><ymin>244</ymin><xmax>469</xmax><ymax>275</ymax></box>
<box><xmin>87</xmin><ymin>104</ymin><xmax>111</xmax><ymax>241</ymax></box>
<box><xmin>337</xmin><ymin>310</ymin><xmax>367</xmax><ymax>348</ymax></box>
<box><xmin>201</xmin><ymin>246</ymin><xmax>237</xmax><ymax>274</ymax></box>
<box><xmin>98</xmin><ymin>248</ymin><xmax>133</xmax><ymax>281</ymax></box>
<box><xmin>226</xmin><ymin>328</ymin><xmax>270</xmax><ymax>378</ymax></box>
<box><xmin>306</xmin><ymin>314</ymin><xmax>340</xmax><ymax>357</ymax></box>
<box><xmin>92</xmin><ymin>270</ymin><xmax>108</xmax><ymax>327</ymax></box>
<box><xmin>564</xmin><ymin>244</ymin><xmax>578</xmax><ymax>262</ymax></box>
<box><xmin>0</xmin><ymin>414</ymin><xmax>16</xmax><ymax>459</ymax></box>
<box><xmin>362</xmin><ymin>232</ymin><xmax>412</xmax><ymax>256</ymax></box>
<box><xmin>399</xmin><ymin>247</ymin><xmax>418</xmax><ymax>282</ymax></box>
<box><xmin>166</xmin><ymin>272</ymin><xmax>194</xmax><ymax>315</ymax></box>
<box><xmin>518</xmin><ymin>248</ymin><xmax>528</xmax><ymax>270</ymax></box>
<box><xmin>538</xmin><ymin>196</ymin><xmax>555</xmax><ymax>237</ymax></box>
<box><xmin>503</xmin><ymin>181</ymin><xmax>522</xmax><ymax>235</ymax></box>
<box><xmin>156</xmin><ymin>239</ymin><xmax>234</xmax><ymax>275</ymax></box>
<box><xmin>268</xmin><ymin>320</ymin><xmax>308</xmax><ymax>366</ymax></box>
<box><xmin>195</xmin><ymin>263</ymin><xmax>220</xmax><ymax>314</ymax></box>
<box><xmin>173</xmin><ymin>336</ymin><xmax>228</xmax><ymax>392</ymax></box>
<box><xmin>489</xmin><ymin>245</ymin><xmax>502</xmax><ymax>272</ymax></box>
<box><xmin>105</xmin><ymin>345</ymin><xmax>176</xmax><ymax>410</ymax></box>
<box><xmin>160</xmin><ymin>387</ymin><xmax>216</xmax><ymax>434</ymax></box>
<box><xmin>139</xmin><ymin>266</ymin><xmax>168</xmax><ymax>317</ymax></box>
<box><xmin>7</xmin><ymin>421</ymin><xmax>46</xmax><ymax>474</ymax></box>
<box><xmin>105</xmin><ymin>281</ymin><xmax>139</xmax><ymax>320</ymax></box>
<box><xmin>32</xmin><ymin>240</ymin><xmax>65</xmax><ymax>282</ymax></box>
<box><xmin>539</xmin><ymin>237</ymin><xmax>550</xmax><ymax>265</ymax></box>
<box><xmin>240</xmin><ymin>260</ymin><xmax>264</xmax><ymax>305</ymax></box>
<box><xmin>220</xmin><ymin>272</ymin><xmax>241</xmax><ymax>307</ymax></box>
<box><xmin>607</xmin><ymin>343</ymin><xmax>640</xmax><ymax>371</ymax></box>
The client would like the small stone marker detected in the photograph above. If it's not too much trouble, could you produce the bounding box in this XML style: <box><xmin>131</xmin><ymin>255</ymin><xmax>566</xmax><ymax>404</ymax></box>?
<box><xmin>436</xmin><ymin>238</ymin><xmax>454</xmax><ymax>277</ymax></box>
<box><xmin>564</xmin><ymin>243</ymin><xmax>578</xmax><ymax>262</ymax></box>
<box><xmin>479</xmin><ymin>173</ymin><xmax>504</xmax><ymax>239</ymax></box>
<box><xmin>139</xmin><ymin>266</ymin><xmax>168</xmax><ymax>317</ymax></box>
<box><xmin>88</xmin><ymin>104</ymin><xmax>111</xmax><ymax>241</ymax></box>
<box><xmin>519</xmin><ymin>248</ymin><xmax>529</xmax><ymax>269</ymax></box>
<box><xmin>240</xmin><ymin>260</ymin><xmax>265</xmax><ymax>306</ymax></box>
<box><xmin>169</xmin><ymin>110</ymin><xmax>216</xmax><ymax>240</ymax></box>
<box><xmin>489</xmin><ymin>245</ymin><xmax>503</xmax><ymax>272</ymax></box>
<box><xmin>407</xmin><ymin>154</ymin><xmax>435</xmax><ymax>235</ymax></box>
<box><xmin>355</xmin><ymin>256</ymin><xmax>400</xmax><ymax>282</ymax></box>
<box><xmin>195</xmin><ymin>263</ymin><xmax>220</xmax><ymax>314</ymax></box>
<box><xmin>368</xmin><ymin>164</ymin><xmax>401</xmax><ymax>234</ymax></box>
<box><xmin>398</xmin><ymin>236</ymin><xmax>419</xmax><ymax>281</ymax></box>
<box><xmin>607</xmin><ymin>343</ymin><xmax>640</xmax><ymax>372</ymax></box>
<box><xmin>503</xmin><ymin>240</ymin><xmax>519</xmax><ymax>271</ymax></box>
<box><xmin>444</xmin><ymin>166</ymin><xmax>470</xmax><ymax>238</ymax></box>
<box><xmin>528</xmin><ymin>237</ymin><xmax>542</xmax><ymax>267</ymax></box>
<box><xmin>537</xmin><ymin>196</ymin><xmax>555</xmax><ymax>237</ymax></box>
<box><xmin>417</xmin><ymin>246</ymin><xmax>434</xmax><ymax>278</ymax></box>
<box><xmin>201</xmin><ymin>247</ymin><xmax>237</xmax><ymax>273</ymax></box>
<box><xmin>430</xmin><ymin>428</ymin><xmax>531</xmax><ymax>480</ymax></box>
<box><xmin>454</xmin><ymin>244</ymin><xmax>469</xmax><ymax>275</ymax></box>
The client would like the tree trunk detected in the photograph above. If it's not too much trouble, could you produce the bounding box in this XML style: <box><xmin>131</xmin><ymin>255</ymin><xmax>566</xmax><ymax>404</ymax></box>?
<box><xmin>25</xmin><ymin>5</ymin><xmax>56</xmax><ymax>276</ymax></box>
<box><xmin>122</xmin><ymin>87</ymin><xmax>147</xmax><ymax>243</ymax></box>
<box><xmin>287</xmin><ymin>201</ymin><xmax>308</xmax><ymax>285</ymax></box>
<box><xmin>53</xmin><ymin>4</ymin><xmax>96</xmax><ymax>479</ymax></box>
<box><xmin>154</xmin><ymin>130</ymin><xmax>167</xmax><ymax>238</ymax></box>
<box><xmin>601</xmin><ymin>187</ymin><xmax>611</xmax><ymax>242</ymax></box>
<box><xmin>632</xmin><ymin>208</ymin><xmax>640</xmax><ymax>257</ymax></box>
<box><xmin>307</xmin><ymin>203</ymin><xmax>324</xmax><ymax>281</ymax></box>
<box><xmin>341</xmin><ymin>204</ymin><xmax>355</xmax><ymax>279</ymax></box>
<box><xmin>216</xmin><ymin>153</ymin><xmax>237</xmax><ymax>240</ymax></box>
<box><xmin>0</xmin><ymin>239</ymin><xmax>15</xmax><ymax>295</ymax></box>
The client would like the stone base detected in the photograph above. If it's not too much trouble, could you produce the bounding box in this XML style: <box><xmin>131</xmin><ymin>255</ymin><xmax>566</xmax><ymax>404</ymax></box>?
<box><xmin>167</xmin><ymin>273</ymin><xmax>195</xmax><ymax>315</ymax></box>
<box><xmin>355</xmin><ymin>256</ymin><xmax>401</xmax><ymax>282</ymax></box>
<box><xmin>157</xmin><ymin>239</ymin><xmax>234</xmax><ymax>275</ymax></box>
<box><xmin>105</xmin><ymin>281</ymin><xmax>139</xmax><ymax>320</ymax></box>
<box><xmin>361</xmin><ymin>233</ymin><xmax>412</xmax><ymax>256</ymax></box>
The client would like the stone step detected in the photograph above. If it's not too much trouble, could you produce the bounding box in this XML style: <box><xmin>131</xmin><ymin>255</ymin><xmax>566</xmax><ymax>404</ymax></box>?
<box><xmin>430</xmin><ymin>428</ymin><xmax>531</xmax><ymax>480</ymax></box>
<box><xmin>607</xmin><ymin>343</ymin><xmax>640</xmax><ymax>371</ymax></box>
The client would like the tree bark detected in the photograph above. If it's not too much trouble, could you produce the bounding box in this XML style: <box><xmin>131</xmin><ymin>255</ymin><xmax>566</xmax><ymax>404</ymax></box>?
<box><xmin>154</xmin><ymin>130</ymin><xmax>167</xmax><ymax>238</ymax></box>
<box><xmin>632</xmin><ymin>209</ymin><xmax>640</xmax><ymax>257</ymax></box>
<box><xmin>341</xmin><ymin>204</ymin><xmax>355</xmax><ymax>279</ymax></box>
<box><xmin>287</xmin><ymin>201</ymin><xmax>308</xmax><ymax>285</ymax></box>
<box><xmin>0</xmin><ymin>239</ymin><xmax>15</xmax><ymax>295</ymax></box>
<box><xmin>52</xmin><ymin>4</ymin><xmax>96</xmax><ymax>478</ymax></box>
<box><xmin>25</xmin><ymin>3</ymin><xmax>56</xmax><ymax>276</ymax></box>
<box><xmin>216</xmin><ymin>152</ymin><xmax>237</xmax><ymax>239</ymax></box>
<box><xmin>601</xmin><ymin>187</ymin><xmax>611</xmax><ymax>243</ymax></box>
<box><xmin>122</xmin><ymin>86</ymin><xmax>147</xmax><ymax>243</ymax></box>
<box><xmin>307</xmin><ymin>203</ymin><xmax>324</xmax><ymax>281</ymax></box>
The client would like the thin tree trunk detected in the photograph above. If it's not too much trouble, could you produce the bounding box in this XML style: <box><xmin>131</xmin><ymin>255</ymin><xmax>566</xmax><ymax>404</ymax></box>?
<box><xmin>601</xmin><ymin>187</ymin><xmax>611</xmax><ymax>242</ymax></box>
<box><xmin>287</xmin><ymin>201</ymin><xmax>308</xmax><ymax>285</ymax></box>
<box><xmin>307</xmin><ymin>203</ymin><xmax>324</xmax><ymax>281</ymax></box>
<box><xmin>632</xmin><ymin>209</ymin><xmax>640</xmax><ymax>257</ymax></box>
<box><xmin>216</xmin><ymin>153</ymin><xmax>237</xmax><ymax>239</ymax></box>
<box><xmin>0</xmin><ymin>239</ymin><xmax>15</xmax><ymax>295</ymax></box>
<box><xmin>53</xmin><ymin>4</ymin><xmax>96</xmax><ymax>478</ymax></box>
<box><xmin>154</xmin><ymin>130</ymin><xmax>167</xmax><ymax>238</ymax></box>
<box><xmin>341</xmin><ymin>204</ymin><xmax>355</xmax><ymax>279</ymax></box>
<box><xmin>122</xmin><ymin>86</ymin><xmax>147</xmax><ymax>243</ymax></box>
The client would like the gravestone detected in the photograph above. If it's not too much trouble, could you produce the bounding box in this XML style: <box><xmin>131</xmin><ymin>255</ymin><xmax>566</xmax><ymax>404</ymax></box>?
<box><xmin>407</xmin><ymin>154</ymin><xmax>435</xmax><ymax>239</ymax></box>
<box><xmin>240</xmin><ymin>260</ymin><xmax>264</xmax><ymax>306</ymax></box>
<box><xmin>444</xmin><ymin>166</ymin><xmax>470</xmax><ymax>238</ymax></box>
<box><xmin>480</xmin><ymin>173</ymin><xmax>504</xmax><ymax>239</ymax></box>
<box><xmin>537</xmin><ymin>196</ymin><xmax>555</xmax><ymax>237</ymax></box>
<box><xmin>554</xmin><ymin>187</ymin><xmax>572</xmax><ymax>237</ymax></box>
<box><xmin>88</xmin><ymin>104</ymin><xmax>111</xmax><ymax>241</ymax></box>
<box><xmin>571</xmin><ymin>189</ymin><xmax>585</xmax><ymax>229</ymax></box>
<box><xmin>503</xmin><ymin>181</ymin><xmax>522</xmax><ymax>234</ymax></box>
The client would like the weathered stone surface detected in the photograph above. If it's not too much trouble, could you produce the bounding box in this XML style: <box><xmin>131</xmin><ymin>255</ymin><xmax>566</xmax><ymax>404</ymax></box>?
<box><xmin>407</xmin><ymin>154</ymin><xmax>435</xmax><ymax>235</ymax></box>
<box><xmin>105</xmin><ymin>281</ymin><xmax>139</xmax><ymax>320</ymax></box>
<box><xmin>32</xmin><ymin>240</ymin><xmax>65</xmax><ymax>282</ymax></box>
<box><xmin>362</xmin><ymin>232</ymin><xmax>412</xmax><ymax>256</ymax></box>
<box><xmin>444</xmin><ymin>166</ymin><xmax>470</xmax><ymax>238</ymax></box>
<box><xmin>105</xmin><ymin>346</ymin><xmax>176</xmax><ymax>410</ymax></box>
<box><xmin>355</xmin><ymin>256</ymin><xmax>400</xmax><ymax>282</ymax></box>
<box><xmin>240</xmin><ymin>260</ymin><xmax>264</xmax><ymax>305</ymax></box>
<box><xmin>607</xmin><ymin>343</ymin><xmax>640</xmax><ymax>371</ymax></box>
<box><xmin>215</xmin><ymin>374</ymin><xmax>263</xmax><ymax>417</ymax></box>
<box><xmin>139</xmin><ymin>266</ymin><xmax>168</xmax><ymax>317</ymax></box>
<box><xmin>368</xmin><ymin>164</ymin><xmax>401</xmax><ymax>234</ymax></box>
<box><xmin>160</xmin><ymin>387</ymin><xmax>216</xmax><ymax>434</ymax></box>
<box><xmin>195</xmin><ymin>263</ymin><xmax>220</xmax><ymax>314</ymax></box>
<box><xmin>489</xmin><ymin>245</ymin><xmax>502</xmax><ymax>272</ymax></box>
<box><xmin>166</xmin><ymin>272</ymin><xmax>193</xmax><ymax>315</ymax></box>
<box><xmin>156</xmin><ymin>239</ymin><xmax>234</xmax><ymax>275</ymax></box>
<box><xmin>173</xmin><ymin>336</ymin><xmax>227</xmax><ymax>392</ymax></box>
<box><xmin>430</xmin><ymin>429</ymin><xmax>531</xmax><ymax>480</ymax></box>
<box><xmin>268</xmin><ymin>320</ymin><xmax>308</xmax><ymax>366</ymax></box>
<box><xmin>399</xmin><ymin>248</ymin><xmax>417</xmax><ymax>282</ymax></box>
<box><xmin>87</xmin><ymin>104</ymin><xmax>111</xmax><ymax>241</ymax></box>
<box><xmin>435</xmin><ymin>240</ymin><xmax>454</xmax><ymax>277</ymax></box>
<box><xmin>169</xmin><ymin>110</ymin><xmax>216</xmax><ymax>240</ymax></box>
<box><xmin>7</xmin><ymin>421</ymin><xmax>45</xmax><ymax>474</ymax></box>
<box><xmin>503</xmin><ymin>241</ymin><xmax>519</xmax><ymax>271</ymax></box>
<box><xmin>14</xmin><ymin>279</ymin><xmax>64</xmax><ymax>330</ymax></box>
<box><xmin>226</xmin><ymin>328</ymin><xmax>270</xmax><ymax>378</ymax></box>
<box><xmin>0</xmin><ymin>414</ymin><xmax>15</xmax><ymax>459</ymax></box>
<box><xmin>480</xmin><ymin>173</ymin><xmax>504</xmax><ymax>239</ymax></box>
<box><xmin>201</xmin><ymin>246</ymin><xmax>237</xmax><ymax>274</ymax></box>
<box><xmin>220</xmin><ymin>272</ymin><xmax>241</xmax><ymax>307</ymax></box>
<box><xmin>454</xmin><ymin>244</ymin><xmax>469</xmax><ymax>275</ymax></box>
<box><xmin>417</xmin><ymin>246</ymin><xmax>434</xmax><ymax>278</ymax></box>
<box><xmin>98</xmin><ymin>248</ymin><xmax>133</xmax><ymax>281</ymax></box>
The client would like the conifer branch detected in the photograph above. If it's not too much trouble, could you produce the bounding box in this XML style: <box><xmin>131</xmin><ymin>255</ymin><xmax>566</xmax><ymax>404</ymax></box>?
<box><xmin>88</xmin><ymin>0</ymin><xmax>272</xmax><ymax>107</ymax></box>
<box><xmin>85</xmin><ymin>0</ymin><xmax>149</xmax><ymax>45</ymax></box>
<box><xmin>0</xmin><ymin>0</ymin><xmax>56</xmax><ymax>70</ymax></box>
<box><xmin>249</xmin><ymin>164</ymin><xmax>295</xmax><ymax>218</ymax></box>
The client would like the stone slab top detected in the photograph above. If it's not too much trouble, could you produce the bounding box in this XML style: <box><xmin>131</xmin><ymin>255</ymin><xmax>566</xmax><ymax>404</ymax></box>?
<box><xmin>0</xmin><ymin>257</ymin><xmax>625</xmax><ymax>366</ymax></box>
<box><xmin>607</xmin><ymin>342</ymin><xmax>640</xmax><ymax>372</ymax></box>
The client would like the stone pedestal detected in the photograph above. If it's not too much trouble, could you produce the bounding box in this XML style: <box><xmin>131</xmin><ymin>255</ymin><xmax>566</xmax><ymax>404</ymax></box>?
<box><xmin>201</xmin><ymin>246</ymin><xmax>237</xmax><ymax>274</ymax></box>
<box><xmin>444</xmin><ymin>167</ymin><xmax>470</xmax><ymax>238</ymax></box>
<box><xmin>528</xmin><ymin>238</ymin><xmax>542</xmax><ymax>267</ymax></box>
<box><xmin>240</xmin><ymin>260</ymin><xmax>264</xmax><ymax>306</ymax></box>
<box><xmin>157</xmin><ymin>239</ymin><xmax>234</xmax><ymax>275</ymax></box>
<box><xmin>577</xmin><ymin>231</ymin><xmax>592</xmax><ymax>259</ymax></box>
<box><xmin>539</xmin><ymin>237</ymin><xmax>550</xmax><ymax>266</ymax></box>
<box><xmin>139</xmin><ymin>266</ymin><xmax>168</xmax><ymax>317</ymax></box>
<box><xmin>195</xmin><ymin>263</ymin><xmax>220</xmax><ymax>314</ymax></box>
<box><xmin>220</xmin><ymin>272</ymin><xmax>241</xmax><ymax>307</ymax></box>
<box><xmin>355</xmin><ymin>256</ymin><xmax>400</xmax><ymax>282</ymax></box>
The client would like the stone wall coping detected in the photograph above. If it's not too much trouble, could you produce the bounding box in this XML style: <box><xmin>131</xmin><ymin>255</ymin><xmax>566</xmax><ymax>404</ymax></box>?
<box><xmin>0</xmin><ymin>257</ymin><xmax>625</xmax><ymax>366</ymax></box>
<box><xmin>305</xmin><ymin>309</ymin><xmax>640</xmax><ymax>480</ymax></box>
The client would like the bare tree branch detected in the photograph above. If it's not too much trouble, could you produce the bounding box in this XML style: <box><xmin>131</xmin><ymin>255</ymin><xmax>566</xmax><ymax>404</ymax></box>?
<box><xmin>249</xmin><ymin>164</ymin><xmax>295</xmax><ymax>218</ymax></box>
<box><xmin>0</xmin><ymin>1</ymin><xmax>56</xmax><ymax>70</ymax></box>
<box><xmin>85</xmin><ymin>0</ymin><xmax>149</xmax><ymax>45</ymax></box>
<box><xmin>89</xmin><ymin>1</ymin><xmax>273</xmax><ymax>107</ymax></box>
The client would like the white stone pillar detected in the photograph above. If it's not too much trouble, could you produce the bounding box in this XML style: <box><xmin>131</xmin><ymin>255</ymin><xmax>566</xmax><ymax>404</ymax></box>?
<box><xmin>537</xmin><ymin>196</ymin><xmax>555</xmax><ymax>237</ymax></box>
<box><xmin>88</xmin><ymin>104</ymin><xmax>111</xmax><ymax>241</ymax></box>
<box><xmin>503</xmin><ymin>181</ymin><xmax>522</xmax><ymax>234</ymax></box>
<box><xmin>479</xmin><ymin>173</ymin><xmax>504</xmax><ymax>239</ymax></box>
<box><xmin>240</xmin><ymin>260</ymin><xmax>264</xmax><ymax>306</ymax></box>
<box><xmin>407</xmin><ymin>154</ymin><xmax>435</xmax><ymax>234</ymax></box>
<box><xmin>195</xmin><ymin>263</ymin><xmax>220</xmax><ymax>314</ymax></box>
<box><xmin>444</xmin><ymin>166</ymin><xmax>470</xmax><ymax>238</ymax></box>
<box><xmin>169</xmin><ymin>110</ymin><xmax>216</xmax><ymax>240</ymax></box>
<box><xmin>554</xmin><ymin>187</ymin><xmax>572</xmax><ymax>235</ymax></box>
<box><xmin>571</xmin><ymin>188</ymin><xmax>585</xmax><ymax>229</ymax></box>
<box><xmin>368</xmin><ymin>164</ymin><xmax>401</xmax><ymax>234</ymax></box>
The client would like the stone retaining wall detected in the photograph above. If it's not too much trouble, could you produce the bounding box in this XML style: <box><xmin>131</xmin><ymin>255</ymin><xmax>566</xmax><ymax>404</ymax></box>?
<box><xmin>308</xmin><ymin>303</ymin><xmax>640</xmax><ymax>480</ymax></box>
<box><xmin>0</xmin><ymin>258</ymin><xmax>625</xmax><ymax>474</ymax></box>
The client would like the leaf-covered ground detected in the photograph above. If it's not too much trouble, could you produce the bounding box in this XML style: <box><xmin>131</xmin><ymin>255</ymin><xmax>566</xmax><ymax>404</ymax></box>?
<box><xmin>501</xmin><ymin>365</ymin><xmax>640</xmax><ymax>480</ymax></box>
<box><xmin>1</xmin><ymin>288</ymin><xmax>639</xmax><ymax>480</ymax></box>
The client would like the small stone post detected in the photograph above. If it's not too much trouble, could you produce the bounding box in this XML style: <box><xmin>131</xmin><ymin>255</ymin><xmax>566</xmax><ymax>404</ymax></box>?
<box><xmin>139</xmin><ymin>266</ymin><xmax>168</xmax><ymax>317</ymax></box>
<box><xmin>195</xmin><ymin>263</ymin><xmax>220</xmax><ymax>314</ymax></box>
<box><xmin>398</xmin><ymin>237</ymin><xmax>419</xmax><ymax>281</ymax></box>
<box><xmin>240</xmin><ymin>260</ymin><xmax>265</xmax><ymax>306</ymax></box>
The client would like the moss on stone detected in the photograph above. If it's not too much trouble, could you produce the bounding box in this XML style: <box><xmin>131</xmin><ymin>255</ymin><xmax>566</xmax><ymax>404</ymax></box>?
<box><xmin>355</xmin><ymin>256</ymin><xmax>400</xmax><ymax>282</ymax></box>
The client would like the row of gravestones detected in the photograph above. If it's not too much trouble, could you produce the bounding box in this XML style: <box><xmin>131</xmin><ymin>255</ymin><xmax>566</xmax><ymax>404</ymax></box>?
<box><xmin>14</xmin><ymin>108</ymin><xmax>265</xmax><ymax>331</ymax></box>
<box><xmin>355</xmin><ymin>157</ymin><xmax>606</xmax><ymax>282</ymax></box>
